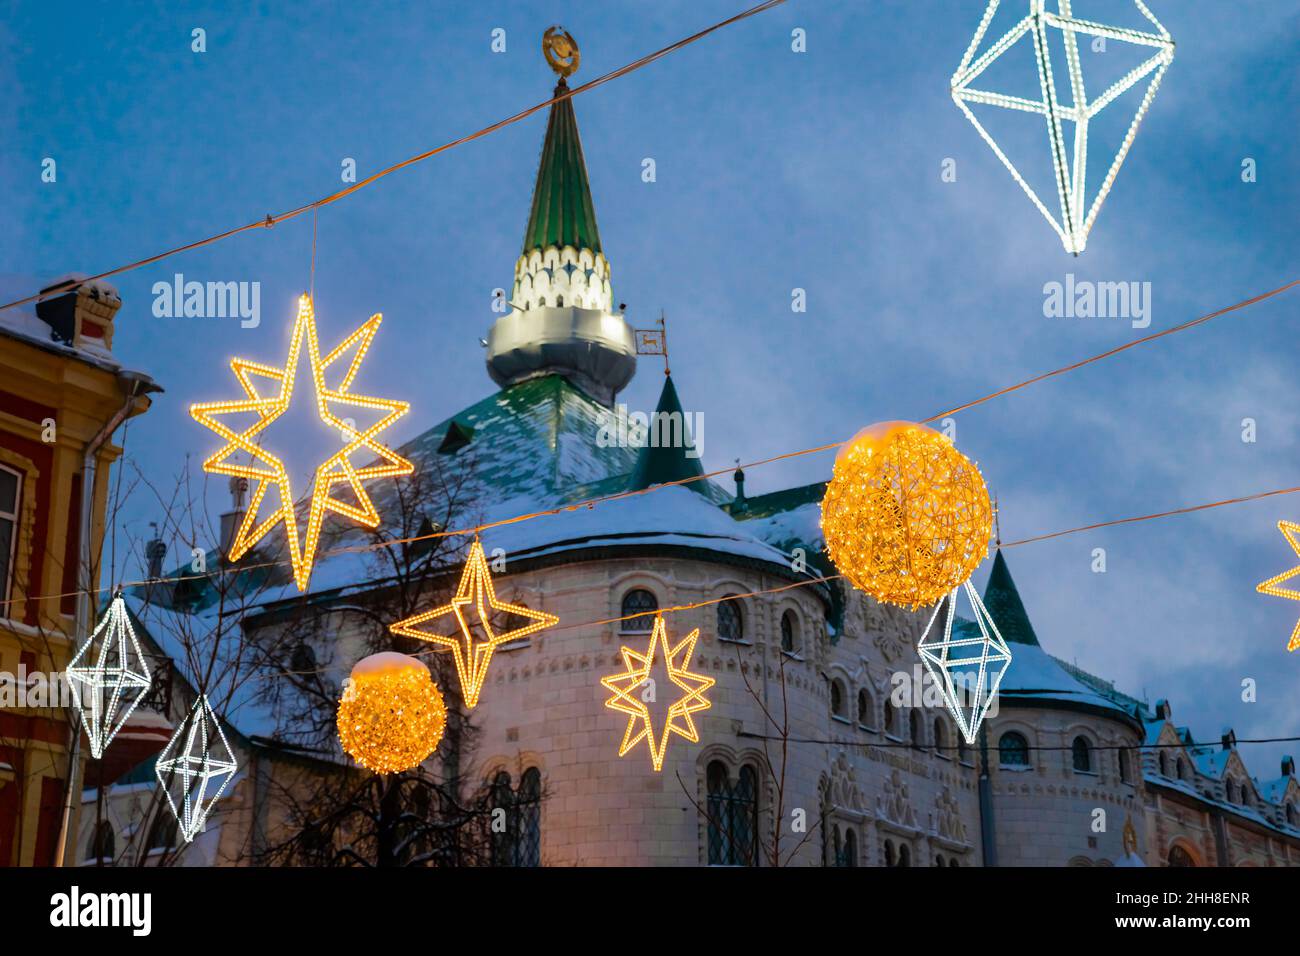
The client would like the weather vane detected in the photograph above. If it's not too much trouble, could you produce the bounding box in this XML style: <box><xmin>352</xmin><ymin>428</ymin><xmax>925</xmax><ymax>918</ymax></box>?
<box><xmin>543</xmin><ymin>26</ymin><xmax>580</xmax><ymax>79</ymax></box>
<box><xmin>634</xmin><ymin>310</ymin><xmax>671</xmax><ymax>376</ymax></box>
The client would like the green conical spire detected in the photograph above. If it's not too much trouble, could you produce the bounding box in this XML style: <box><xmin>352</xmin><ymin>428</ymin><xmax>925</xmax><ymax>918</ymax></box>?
<box><xmin>981</xmin><ymin>549</ymin><xmax>1041</xmax><ymax>647</ymax></box>
<box><xmin>627</xmin><ymin>375</ymin><xmax>706</xmax><ymax>494</ymax></box>
<box><xmin>522</xmin><ymin>79</ymin><xmax>602</xmax><ymax>256</ymax></box>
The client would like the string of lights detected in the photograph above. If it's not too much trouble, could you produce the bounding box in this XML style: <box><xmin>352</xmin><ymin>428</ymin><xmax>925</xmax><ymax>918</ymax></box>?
<box><xmin>3</xmin><ymin>277</ymin><xmax>1297</xmax><ymax>612</ymax></box>
<box><xmin>737</xmin><ymin>732</ymin><xmax>1300</xmax><ymax>752</ymax></box>
<box><xmin>0</xmin><ymin>0</ymin><xmax>789</xmax><ymax>315</ymax></box>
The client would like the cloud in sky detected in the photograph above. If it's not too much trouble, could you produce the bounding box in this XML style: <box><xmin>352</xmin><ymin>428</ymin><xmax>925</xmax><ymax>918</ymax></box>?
<box><xmin>3</xmin><ymin>0</ymin><xmax>1298</xmax><ymax>770</ymax></box>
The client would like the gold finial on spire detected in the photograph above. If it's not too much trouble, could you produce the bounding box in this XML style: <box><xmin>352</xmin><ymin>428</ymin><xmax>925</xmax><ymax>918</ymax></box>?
<box><xmin>543</xmin><ymin>26</ymin><xmax>580</xmax><ymax>79</ymax></box>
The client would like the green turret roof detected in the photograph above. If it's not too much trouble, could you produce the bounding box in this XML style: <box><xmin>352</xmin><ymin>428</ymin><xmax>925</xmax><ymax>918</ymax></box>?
<box><xmin>627</xmin><ymin>375</ymin><xmax>708</xmax><ymax>495</ymax></box>
<box><xmin>982</xmin><ymin>549</ymin><xmax>1041</xmax><ymax>647</ymax></box>
<box><xmin>522</xmin><ymin>80</ymin><xmax>602</xmax><ymax>255</ymax></box>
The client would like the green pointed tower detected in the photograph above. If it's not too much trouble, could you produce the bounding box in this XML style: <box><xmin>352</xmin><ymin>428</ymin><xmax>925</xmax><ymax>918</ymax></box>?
<box><xmin>627</xmin><ymin>375</ymin><xmax>708</xmax><ymax>494</ymax></box>
<box><xmin>520</xmin><ymin>77</ymin><xmax>602</xmax><ymax>257</ymax></box>
<box><xmin>485</xmin><ymin>27</ymin><xmax>636</xmax><ymax>405</ymax></box>
<box><xmin>981</xmin><ymin>549</ymin><xmax>1041</xmax><ymax>647</ymax></box>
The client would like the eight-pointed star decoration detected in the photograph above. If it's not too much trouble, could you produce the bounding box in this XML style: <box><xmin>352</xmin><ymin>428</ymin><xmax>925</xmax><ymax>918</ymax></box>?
<box><xmin>1256</xmin><ymin>520</ymin><xmax>1300</xmax><ymax>652</ymax></box>
<box><xmin>600</xmin><ymin>615</ymin><xmax>715</xmax><ymax>772</ymax></box>
<box><xmin>390</xmin><ymin>539</ymin><xmax>559</xmax><ymax>708</ymax></box>
<box><xmin>951</xmin><ymin>0</ymin><xmax>1175</xmax><ymax>254</ymax></box>
<box><xmin>190</xmin><ymin>294</ymin><xmax>413</xmax><ymax>592</ymax></box>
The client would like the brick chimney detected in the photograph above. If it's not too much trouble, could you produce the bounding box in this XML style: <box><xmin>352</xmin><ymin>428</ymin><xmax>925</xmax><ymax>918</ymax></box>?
<box><xmin>34</xmin><ymin>274</ymin><xmax>121</xmax><ymax>351</ymax></box>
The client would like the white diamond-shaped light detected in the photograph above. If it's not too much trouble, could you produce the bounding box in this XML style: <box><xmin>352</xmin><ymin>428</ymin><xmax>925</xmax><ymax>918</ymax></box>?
<box><xmin>951</xmin><ymin>0</ymin><xmax>1175</xmax><ymax>254</ymax></box>
<box><xmin>917</xmin><ymin>580</ymin><xmax>1013</xmax><ymax>745</ymax></box>
<box><xmin>155</xmin><ymin>694</ymin><xmax>238</xmax><ymax>843</ymax></box>
<box><xmin>66</xmin><ymin>594</ymin><xmax>152</xmax><ymax>759</ymax></box>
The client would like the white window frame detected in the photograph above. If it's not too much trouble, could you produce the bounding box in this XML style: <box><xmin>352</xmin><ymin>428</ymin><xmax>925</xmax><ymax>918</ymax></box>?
<box><xmin>0</xmin><ymin>463</ymin><xmax>22</xmax><ymax>610</ymax></box>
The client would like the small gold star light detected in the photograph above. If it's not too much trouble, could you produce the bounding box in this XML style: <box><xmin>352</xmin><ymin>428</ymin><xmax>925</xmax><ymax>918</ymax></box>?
<box><xmin>390</xmin><ymin>539</ymin><xmax>558</xmax><ymax>708</ymax></box>
<box><xmin>1256</xmin><ymin>520</ymin><xmax>1300</xmax><ymax>651</ymax></box>
<box><xmin>601</xmin><ymin>615</ymin><xmax>715</xmax><ymax>772</ymax></box>
<box><xmin>190</xmin><ymin>294</ymin><xmax>413</xmax><ymax>591</ymax></box>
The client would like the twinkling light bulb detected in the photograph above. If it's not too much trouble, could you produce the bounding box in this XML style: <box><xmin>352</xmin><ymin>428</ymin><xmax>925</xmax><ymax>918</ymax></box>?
<box><xmin>190</xmin><ymin>293</ymin><xmax>413</xmax><ymax>592</ymax></box>
<box><xmin>821</xmin><ymin>422</ymin><xmax>993</xmax><ymax>609</ymax></box>
<box><xmin>951</xmin><ymin>0</ymin><xmax>1175</xmax><ymax>254</ymax></box>
<box><xmin>154</xmin><ymin>694</ymin><xmax>239</xmax><ymax>843</ymax></box>
<box><xmin>600</xmin><ymin>615</ymin><xmax>714</xmax><ymax>772</ymax></box>
<box><xmin>337</xmin><ymin>653</ymin><xmax>447</xmax><ymax>774</ymax></box>
<box><xmin>390</xmin><ymin>539</ymin><xmax>558</xmax><ymax>708</ymax></box>
<box><xmin>65</xmin><ymin>594</ymin><xmax>152</xmax><ymax>759</ymax></box>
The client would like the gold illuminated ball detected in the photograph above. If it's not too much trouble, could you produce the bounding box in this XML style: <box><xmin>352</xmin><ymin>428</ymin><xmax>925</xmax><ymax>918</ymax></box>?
<box><xmin>820</xmin><ymin>421</ymin><xmax>992</xmax><ymax>609</ymax></box>
<box><xmin>337</xmin><ymin>653</ymin><xmax>447</xmax><ymax>774</ymax></box>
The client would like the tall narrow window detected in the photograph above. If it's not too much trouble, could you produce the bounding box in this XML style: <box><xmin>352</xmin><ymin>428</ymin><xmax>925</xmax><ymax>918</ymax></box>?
<box><xmin>841</xmin><ymin>828</ymin><xmax>857</xmax><ymax>867</ymax></box>
<box><xmin>488</xmin><ymin>769</ymin><xmax>542</xmax><ymax>866</ymax></box>
<box><xmin>780</xmin><ymin>610</ymin><xmax>798</xmax><ymax>654</ymax></box>
<box><xmin>1072</xmin><ymin>736</ymin><xmax>1093</xmax><ymax>773</ymax></box>
<box><xmin>830</xmin><ymin>680</ymin><xmax>845</xmax><ymax>719</ymax></box>
<box><xmin>857</xmin><ymin>689</ymin><xmax>872</xmax><ymax>727</ymax></box>
<box><xmin>706</xmin><ymin>761</ymin><xmax>758</xmax><ymax>866</ymax></box>
<box><xmin>909</xmin><ymin>710</ymin><xmax>924</xmax><ymax>750</ymax></box>
<box><xmin>1118</xmin><ymin>748</ymin><xmax>1131</xmax><ymax>783</ymax></box>
<box><xmin>619</xmin><ymin>589</ymin><xmax>657</xmax><ymax>633</ymax></box>
<box><xmin>489</xmin><ymin>771</ymin><xmax>516</xmax><ymax>866</ymax></box>
<box><xmin>517</xmin><ymin>768</ymin><xmax>541</xmax><ymax>867</ymax></box>
<box><xmin>0</xmin><ymin>465</ymin><xmax>21</xmax><ymax>608</ymax></box>
<box><xmin>933</xmin><ymin>717</ymin><xmax>948</xmax><ymax>755</ymax></box>
<box><xmin>86</xmin><ymin>822</ymin><xmax>115</xmax><ymax>863</ymax></box>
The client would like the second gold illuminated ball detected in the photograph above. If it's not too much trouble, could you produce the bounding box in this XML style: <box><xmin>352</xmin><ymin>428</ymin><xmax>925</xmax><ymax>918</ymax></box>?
<box><xmin>820</xmin><ymin>421</ymin><xmax>992</xmax><ymax>609</ymax></box>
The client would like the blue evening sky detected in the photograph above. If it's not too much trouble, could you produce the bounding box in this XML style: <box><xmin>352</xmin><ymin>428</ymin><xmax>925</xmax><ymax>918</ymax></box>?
<box><xmin>2</xmin><ymin>2</ymin><xmax>1298</xmax><ymax>771</ymax></box>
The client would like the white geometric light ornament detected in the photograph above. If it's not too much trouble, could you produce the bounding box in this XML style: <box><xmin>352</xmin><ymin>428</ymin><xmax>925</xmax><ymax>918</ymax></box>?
<box><xmin>951</xmin><ymin>0</ymin><xmax>1175</xmax><ymax>254</ymax></box>
<box><xmin>154</xmin><ymin>694</ymin><xmax>239</xmax><ymax>843</ymax></box>
<box><xmin>917</xmin><ymin>581</ymin><xmax>1013</xmax><ymax>745</ymax></box>
<box><xmin>65</xmin><ymin>594</ymin><xmax>152</xmax><ymax>759</ymax></box>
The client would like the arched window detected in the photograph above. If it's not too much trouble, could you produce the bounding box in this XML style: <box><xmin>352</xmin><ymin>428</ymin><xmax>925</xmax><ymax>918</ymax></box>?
<box><xmin>717</xmin><ymin>597</ymin><xmax>744</xmax><ymax>642</ymax></box>
<box><xmin>841</xmin><ymin>828</ymin><xmax>857</xmax><ymax>867</ymax></box>
<box><xmin>1225</xmin><ymin>779</ymin><xmax>1237</xmax><ymax>804</ymax></box>
<box><xmin>146</xmin><ymin>812</ymin><xmax>176</xmax><ymax>852</ymax></box>
<box><xmin>620</xmin><ymin>589</ymin><xmax>658</xmax><ymax>633</ymax></box>
<box><xmin>948</xmin><ymin>857</ymin><xmax>959</xmax><ymax>868</ymax></box>
<box><xmin>883</xmin><ymin>698</ymin><xmax>898</xmax><ymax>736</ymax></box>
<box><xmin>489</xmin><ymin>771</ymin><xmax>516</xmax><ymax>866</ymax></box>
<box><xmin>780</xmin><ymin>610</ymin><xmax>799</xmax><ymax>654</ymax></box>
<box><xmin>909</xmin><ymin>710</ymin><xmax>924</xmax><ymax>750</ymax></box>
<box><xmin>998</xmin><ymin>731</ymin><xmax>1029</xmax><ymax>767</ymax></box>
<box><xmin>898</xmin><ymin>843</ymin><xmax>911</xmax><ymax>867</ymax></box>
<box><xmin>883</xmin><ymin>839</ymin><xmax>895</xmax><ymax>867</ymax></box>
<box><xmin>706</xmin><ymin>761</ymin><xmax>758</xmax><ymax>866</ymax></box>
<box><xmin>957</xmin><ymin>735</ymin><xmax>969</xmax><ymax>763</ymax></box>
<box><xmin>1159</xmin><ymin>751</ymin><xmax>1170</xmax><ymax>777</ymax></box>
<box><xmin>517</xmin><ymin>768</ymin><xmax>542</xmax><ymax>867</ymax></box>
<box><xmin>933</xmin><ymin>717</ymin><xmax>948</xmax><ymax>755</ymax></box>
<box><xmin>857</xmin><ymin>689</ymin><xmax>872</xmax><ymax>727</ymax></box>
<box><xmin>488</xmin><ymin>768</ymin><xmax>543</xmax><ymax>866</ymax></box>
<box><xmin>86</xmin><ymin>822</ymin><xmax>114</xmax><ymax>863</ymax></box>
<box><xmin>1168</xmin><ymin>845</ymin><xmax>1196</xmax><ymax>867</ymax></box>
<box><xmin>934</xmin><ymin>853</ymin><xmax>945</xmax><ymax>867</ymax></box>
<box><xmin>830</xmin><ymin>680</ymin><xmax>846</xmax><ymax>719</ymax></box>
<box><xmin>1118</xmin><ymin>748</ymin><xmax>1131</xmax><ymax>783</ymax></box>
<box><xmin>1177</xmin><ymin>758</ymin><xmax>1189</xmax><ymax>781</ymax></box>
<box><xmin>1072</xmin><ymin>736</ymin><xmax>1093</xmax><ymax>773</ymax></box>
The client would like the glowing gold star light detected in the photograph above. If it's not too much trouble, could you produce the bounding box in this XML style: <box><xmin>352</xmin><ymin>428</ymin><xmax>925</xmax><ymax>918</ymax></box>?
<box><xmin>190</xmin><ymin>294</ymin><xmax>413</xmax><ymax>592</ymax></box>
<box><xmin>390</xmin><ymin>539</ymin><xmax>558</xmax><ymax>708</ymax></box>
<box><xmin>601</xmin><ymin>615</ymin><xmax>714</xmax><ymax>772</ymax></box>
<box><xmin>1256</xmin><ymin>520</ymin><xmax>1300</xmax><ymax>652</ymax></box>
